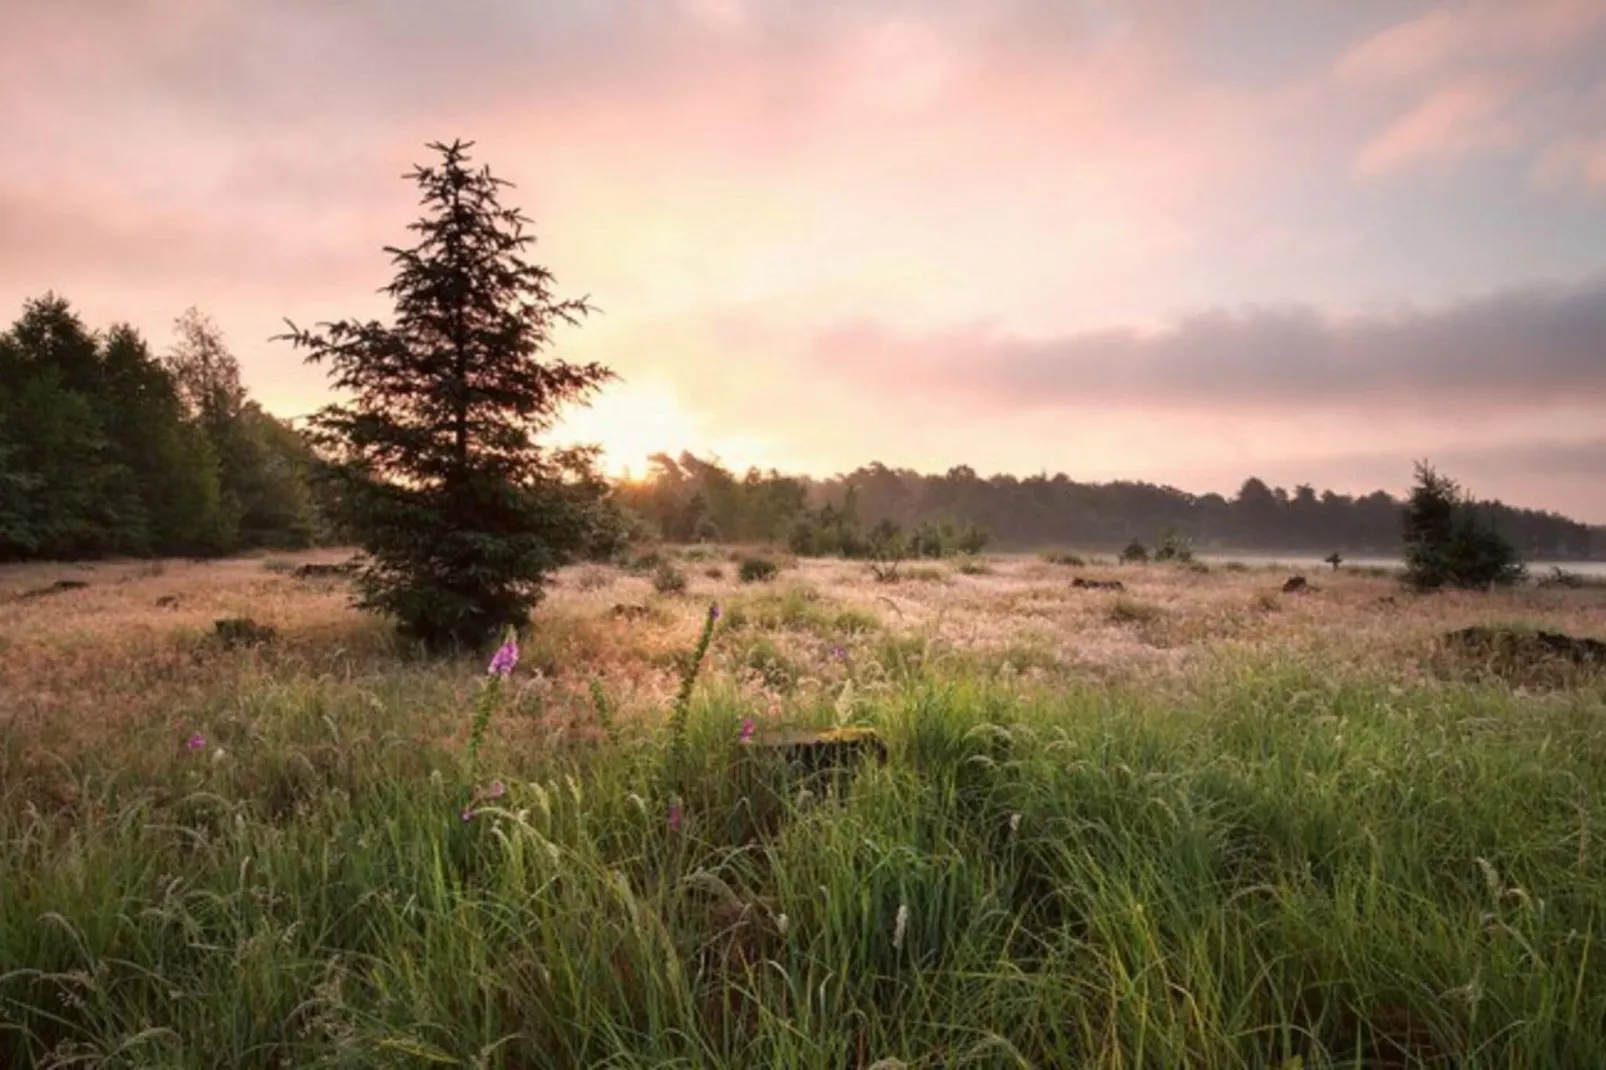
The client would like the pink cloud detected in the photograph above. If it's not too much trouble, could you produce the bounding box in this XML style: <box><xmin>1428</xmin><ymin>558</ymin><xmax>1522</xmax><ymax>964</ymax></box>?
<box><xmin>1352</xmin><ymin>82</ymin><xmax>1517</xmax><ymax>177</ymax></box>
<box><xmin>1338</xmin><ymin>1</ymin><xmax>1606</xmax><ymax>181</ymax></box>
<box><xmin>1336</xmin><ymin>0</ymin><xmax>1606</xmax><ymax>86</ymax></box>
<box><xmin>1534</xmin><ymin>138</ymin><xmax>1606</xmax><ymax>193</ymax></box>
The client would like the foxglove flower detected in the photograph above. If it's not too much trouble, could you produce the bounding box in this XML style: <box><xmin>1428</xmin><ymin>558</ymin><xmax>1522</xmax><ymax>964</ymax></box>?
<box><xmin>739</xmin><ymin>718</ymin><xmax>755</xmax><ymax>744</ymax></box>
<box><xmin>668</xmin><ymin>799</ymin><xmax>682</xmax><ymax>832</ymax></box>
<box><xmin>487</xmin><ymin>635</ymin><xmax>519</xmax><ymax>678</ymax></box>
<box><xmin>186</xmin><ymin>732</ymin><xmax>206</xmax><ymax>751</ymax></box>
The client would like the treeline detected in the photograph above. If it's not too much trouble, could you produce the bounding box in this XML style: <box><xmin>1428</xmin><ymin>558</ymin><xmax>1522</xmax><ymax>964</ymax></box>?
<box><xmin>616</xmin><ymin>453</ymin><xmax>1602</xmax><ymax>560</ymax></box>
<box><xmin>0</xmin><ymin>295</ymin><xmax>319</xmax><ymax>561</ymax></box>
<box><xmin>4</xmin><ymin>292</ymin><xmax>1598</xmax><ymax>566</ymax></box>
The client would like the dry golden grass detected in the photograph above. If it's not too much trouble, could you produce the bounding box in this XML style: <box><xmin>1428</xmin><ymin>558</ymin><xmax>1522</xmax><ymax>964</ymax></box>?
<box><xmin>4</xmin><ymin>548</ymin><xmax>1603</xmax><ymax>762</ymax></box>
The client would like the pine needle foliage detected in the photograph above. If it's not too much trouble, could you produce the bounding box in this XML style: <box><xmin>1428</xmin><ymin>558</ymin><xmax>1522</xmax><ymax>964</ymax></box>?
<box><xmin>279</xmin><ymin>139</ymin><xmax>617</xmax><ymax>652</ymax></box>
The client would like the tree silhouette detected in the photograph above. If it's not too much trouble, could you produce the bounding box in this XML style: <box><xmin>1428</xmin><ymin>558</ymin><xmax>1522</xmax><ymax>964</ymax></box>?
<box><xmin>279</xmin><ymin>139</ymin><xmax>616</xmax><ymax>651</ymax></box>
<box><xmin>1402</xmin><ymin>461</ymin><xmax>1524</xmax><ymax>590</ymax></box>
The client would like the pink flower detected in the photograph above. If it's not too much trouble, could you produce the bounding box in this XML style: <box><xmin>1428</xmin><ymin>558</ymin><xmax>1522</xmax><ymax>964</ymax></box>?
<box><xmin>708</xmin><ymin>603</ymin><xmax>722</xmax><ymax>624</ymax></box>
<box><xmin>738</xmin><ymin>718</ymin><xmax>755</xmax><ymax>744</ymax></box>
<box><xmin>186</xmin><ymin>732</ymin><xmax>206</xmax><ymax>751</ymax></box>
<box><xmin>485</xmin><ymin>779</ymin><xmax>506</xmax><ymax>799</ymax></box>
<box><xmin>668</xmin><ymin>800</ymin><xmax>682</xmax><ymax>832</ymax></box>
<box><xmin>461</xmin><ymin>807</ymin><xmax>477</xmax><ymax>822</ymax></box>
<box><xmin>487</xmin><ymin>636</ymin><xmax>519</xmax><ymax>678</ymax></box>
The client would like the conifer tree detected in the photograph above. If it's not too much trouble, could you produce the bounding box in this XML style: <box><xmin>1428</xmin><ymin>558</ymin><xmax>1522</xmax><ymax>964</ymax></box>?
<box><xmin>279</xmin><ymin>139</ymin><xmax>616</xmax><ymax>651</ymax></box>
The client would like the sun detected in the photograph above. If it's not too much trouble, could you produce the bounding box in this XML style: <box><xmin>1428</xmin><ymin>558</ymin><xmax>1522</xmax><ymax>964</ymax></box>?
<box><xmin>550</xmin><ymin>380</ymin><xmax>711</xmax><ymax>479</ymax></box>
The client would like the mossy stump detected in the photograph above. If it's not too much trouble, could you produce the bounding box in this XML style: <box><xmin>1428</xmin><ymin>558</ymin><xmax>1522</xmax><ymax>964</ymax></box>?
<box><xmin>755</xmin><ymin>725</ymin><xmax>887</xmax><ymax>784</ymax></box>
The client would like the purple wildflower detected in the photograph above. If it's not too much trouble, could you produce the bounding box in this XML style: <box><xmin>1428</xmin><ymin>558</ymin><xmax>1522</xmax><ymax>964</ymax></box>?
<box><xmin>485</xmin><ymin>779</ymin><xmax>507</xmax><ymax>799</ymax></box>
<box><xmin>831</xmin><ymin>645</ymin><xmax>847</xmax><ymax>661</ymax></box>
<box><xmin>460</xmin><ymin>807</ymin><xmax>477</xmax><ymax>822</ymax></box>
<box><xmin>708</xmin><ymin>603</ymin><xmax>722</xmax><ymax>624</ymax></box>
<box><xmin>487</xmin><ymin>636</ymin><xmax>519</xmax><ymax>678</ymax></box>
<box><xmin>668</xmin><ymin>800</ymin><xmax>682</xmax><ymax>832</ymax></box>
<box><xmin>739</xmin><ymin>718</ymin><xmax>756</xmax><ymax>744</ymax></box>
<box><xmin>186</xmin><ymin>732</ymin><xmax>206</xmax><ymax>751</ymax></box>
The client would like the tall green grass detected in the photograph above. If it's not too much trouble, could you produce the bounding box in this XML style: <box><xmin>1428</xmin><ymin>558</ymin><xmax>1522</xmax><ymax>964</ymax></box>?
<box><xmin>3</xmin><ymin>652</ymin><xmax>1605</xmax><ymax>1067</ymax></box>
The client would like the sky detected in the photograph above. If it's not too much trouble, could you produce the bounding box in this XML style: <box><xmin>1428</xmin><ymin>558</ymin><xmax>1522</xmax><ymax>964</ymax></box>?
<box><xmin>4</xmin><ymin>0</ymin><xmax>1605</xmax><ymax>522</ymax></box>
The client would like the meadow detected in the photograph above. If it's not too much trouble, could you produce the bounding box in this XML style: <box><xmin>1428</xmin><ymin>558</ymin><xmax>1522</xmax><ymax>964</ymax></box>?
<box><xmin>2</xmin><ymin>548</ymin><xmax>1605</xmax><ymax>1069</ymax></box>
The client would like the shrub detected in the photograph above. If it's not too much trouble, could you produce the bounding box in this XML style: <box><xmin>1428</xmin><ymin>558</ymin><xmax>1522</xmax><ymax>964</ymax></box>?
<box><xmin>653</xmin><ymin>561</ymin><xmax>688</xmax><ymax>594</ymax></box>
<box><xmin>956</xmin><ymin>523</ymin><xmax>990</xmax><ymax>555</ymax></box>
<box><xmin>627</xmin><ymin>548</ymin><xmax>666</xmax><ymax>573</ymax></box>
<box><xmin>1107</xmin><ymin>595</ymin><xmax>1162</xmax><ymax>624</ymax></box>
<box><xmin>1402</xmin><ymin>462</ymin><xmax>1525</xmax><ymax>590</ymax></box>
<box><xmin>1041</xmin><ymin>550</ymin><xmax>1086</xmax><ymax>567</ymax></box>
<box><xmin>738</xmin><ymin>556</ymin><xmax>779</xmax><ymax>583</ymax></box>
<box><xmin>1120</xmin><ymin>540</ymin><xmax>1150</xmax><ymax>564</ymax></box>
<box><xmin>1153</xmin><ymin>527</ymin><xmax>1194</xmax><ymax>563</ymax></box>
<box><xmin>957</xmin><ymin>557</ymin><xmax>993</xmax><ymax>576</ymax></box>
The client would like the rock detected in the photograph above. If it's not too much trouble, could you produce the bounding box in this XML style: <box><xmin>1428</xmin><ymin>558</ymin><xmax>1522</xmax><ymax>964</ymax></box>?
<box><xmin>214</xmin><ymin>617</ymin><xmax>278</xmax><ymax>648</ymax></box>
<box><xmin>1281</xmin><ymin>575</ymin><xmax>1309</xmax><ymax>594</ymax></box>
<box><xmin>17</xmin><ymin>579</ymin><xmax>89</xmax><ymax>600</ymax></box>
<box><xmin>1071</xmin><ymin>577</ymin><xmax>1125</xmax><ymax>591</ymax></box>
<box><xmin>292</xmin><ymin>561</ymin><xmax>358</xmax><ymax>580</ymax></box>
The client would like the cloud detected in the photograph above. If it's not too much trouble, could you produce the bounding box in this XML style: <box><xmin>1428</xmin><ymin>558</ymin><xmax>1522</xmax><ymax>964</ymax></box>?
<box><xmin>1335</xmin><ymin>1</ymin><xmax>1606</xmax><ymax>182</ymax></box>
<box><xmin>1352</xmin><ymin>82</ymin><xmax>1517</xmax><ymax>177</ymax></box>
<box><xmin>1334</xmin><ymin>0</ymin><xmax>1606</xmax><ymax>87</ymax></box>
<box><xmin>805</xmin><ymin>275</ymin><xmax>1606</xmax><ymax>414</ymax></box>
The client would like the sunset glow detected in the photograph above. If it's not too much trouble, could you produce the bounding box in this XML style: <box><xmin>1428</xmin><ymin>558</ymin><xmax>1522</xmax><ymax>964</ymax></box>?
<box><xmin>2</xmin><ymin>0</ymin><xmax>1604</xmax><ymax>519</ymax></box>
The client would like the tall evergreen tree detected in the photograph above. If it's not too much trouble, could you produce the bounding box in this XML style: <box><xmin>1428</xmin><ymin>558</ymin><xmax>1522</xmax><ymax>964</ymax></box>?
<box><xmin>279</xmin><ymin>139</ymin><xmax>617</xmax><ymax>651</ymax></box>
<box><xmin>101</xmin><ymin>323</ymin><xmax>229</xmax><ymax>554</ymax></box>
<box><xmin>1</xmin><ymin>297</ymin><xmax>141</xmax><ymax>557</ymax></box>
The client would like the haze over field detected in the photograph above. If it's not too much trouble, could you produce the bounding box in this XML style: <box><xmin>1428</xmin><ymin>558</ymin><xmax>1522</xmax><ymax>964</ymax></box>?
<box><xmin>4</xmin><ymin>0</ymin><xmax>1605</xmax><ymax>520</ymax></box>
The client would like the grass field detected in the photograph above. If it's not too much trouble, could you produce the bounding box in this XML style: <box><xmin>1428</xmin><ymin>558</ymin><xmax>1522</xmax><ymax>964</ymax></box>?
<box><xmin>3</xmin><ymin>549</ymin><xmax>1605</xmax><ymax>1068</ymax></box>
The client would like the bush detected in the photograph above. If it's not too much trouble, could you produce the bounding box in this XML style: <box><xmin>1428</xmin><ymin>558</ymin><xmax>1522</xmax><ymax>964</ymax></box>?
<box><xmin>1153</xmin><ymin>527</ymin><xmax>1194</xmax><ymax>563</ymax></box>
<box><xmin>1120</xmin><ymin>540</ymin><xmax>1149</xmax><ymax>564</ymax></box>
<box><xmin>1107</xmin><ymin>595</ymin><xmax>1163</xmax><ymax>624</ymax></box>
<box><xmin>738</xmin><ymin>557</ymin><xmax>779</xmax><ymax>584</ymax></box>
<box><xmin>1402</xmin><ymin>462</ymin><xmax>1525</xmax><ymax>590</ymax></box>
<box><xmin>627</xmin><ymin>548</ymin><xmax>666</xmax><ymax>573</ymax></box>
<box><xmin>653</xmin><ymin>561</ymin><xmax>688</xmax><ymax>594</ymax></box>
<box><xmin>956</xmin><ymin>523</ymin><xmax>990</xmax><ymax>555</ymax></box>
<box><xmin>1041</xmin><ymin>550</ymin><xmax>1086</xmax><ymax>567</ymax></box>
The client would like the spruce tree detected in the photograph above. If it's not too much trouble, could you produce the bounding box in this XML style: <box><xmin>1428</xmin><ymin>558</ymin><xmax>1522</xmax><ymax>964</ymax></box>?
<box><xmin>278</xmin><ymin>139</ymin><xmax>616</xmax><ymax>651</ymax></box>
<box><xmin>1402</xmin><ymin>461</ymin><xmax>1524</xmax><ymax>589</ymax></box>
